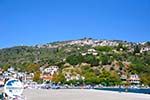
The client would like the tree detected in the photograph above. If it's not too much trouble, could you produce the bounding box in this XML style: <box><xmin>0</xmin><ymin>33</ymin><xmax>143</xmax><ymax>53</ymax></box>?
<box><xmin>140</xmin><ymin>73</ymin><xmax>150</xmax><ymax>86</ymax></box>
<box><xmin>99</xmin><ymin>55</ymin><xmax>110</xmax><ymax>65</ymax></box>
<box><xmin>84</xmin><ymin>71</ymin><xmax>100</xmax><ymax>85</ymax></box>
<box><xmin>33</xmin><ymin>71</ymin><xmax>41</xmax><ymax>82</ymax></box>
<box><xmin>83</xmin><ymin>54</ymin><xmax>99</xmax><ymax>66</ymax></box>
<box><xmin>133</xmin><ymin>45</ymin><xmax>140</xmax><ymax>54</ymax></box>
<box><xmin>66</xmin><ymin>54</ymin><xmax>83</xmax><ymax>65</ymax></box>
<box><xmin>26</xmin><ymin>63</ymin><xmax>40</xmax><ymax>73</ymax></box>
<box><xmin>130</xmin><ymin>63</ymin><xmax>148</xmax><ymax>74</ymax></box>
<box><xmin>99</xmin><ymin>70</ymin><xmax>121</xmax><ymax>86</ymax></box>
<box><xmin>3</xmin><ymin>64</ymin><xmax>10</xmax><ymax>71</ymax></box>
<box><xmin>52</xmin><ymin>72</ymin><xmax>65</xmax><ymax>84</ymax></box>
<box><xmin>95</xmin><ymin>46</ymin><xmax>113</xmax><ymax>52</ymax></box>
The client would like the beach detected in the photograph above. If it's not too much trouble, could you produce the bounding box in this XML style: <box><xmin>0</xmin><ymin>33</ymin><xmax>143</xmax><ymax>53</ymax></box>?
<box><xmin>23</xmin><ymin>89</ymin><xmax>150</xmax><ymax>100</ymax></box>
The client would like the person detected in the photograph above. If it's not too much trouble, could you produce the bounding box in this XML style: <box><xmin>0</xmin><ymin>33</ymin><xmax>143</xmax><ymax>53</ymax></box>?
<box><xmin>119</xmin><ymin>85</ymin><xmax>122</xmax><ymax>93</ymax></box>
<box><xmin>125</xmin><ymin>86</ymin><xmax>128</xmax><ymax>92</ymax></box>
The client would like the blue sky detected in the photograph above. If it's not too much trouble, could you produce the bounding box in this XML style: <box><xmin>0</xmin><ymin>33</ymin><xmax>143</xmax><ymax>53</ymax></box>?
<box><xmin>0</xmin><ymin>0</ymin><xmax>150</xmax><ymax>48</ymax></box>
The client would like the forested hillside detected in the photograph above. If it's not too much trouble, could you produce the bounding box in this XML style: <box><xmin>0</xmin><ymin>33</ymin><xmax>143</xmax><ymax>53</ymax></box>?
<box><xmin>0</xmin><ymin>38</ymin><xmax>150</xmax><ymax>86</ymax></box>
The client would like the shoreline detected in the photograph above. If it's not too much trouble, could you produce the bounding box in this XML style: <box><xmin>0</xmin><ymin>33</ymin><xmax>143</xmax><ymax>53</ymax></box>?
<box><xmin>23</xmin><ymin>89</ymin><xmax>150</xmax><ymax>100</ymax></box>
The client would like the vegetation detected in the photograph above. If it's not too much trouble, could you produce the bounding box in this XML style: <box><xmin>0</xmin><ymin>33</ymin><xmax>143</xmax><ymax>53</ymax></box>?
<box><xmin>95</xmin><ymin>46</ymin><xmax>113</xmax><ymax>52</ymax></box>
<box><xmin>52</xmin><ymin>72</ymin><xmax>65</xmax><ymax>84</ymax></box>
<box><xmin>66</xmin><ymin>54</ymin><xmax>83</xmax><ymax>65</ymax></box>
<box><xmin>0</xmin><ymin>40</ymin><xmax>150</xmax><ymax>86</ymax></box>
<box><xmin>33</xmin><ymin>71</ymin><xmax>41</xmax><ymax>82</ymax></box>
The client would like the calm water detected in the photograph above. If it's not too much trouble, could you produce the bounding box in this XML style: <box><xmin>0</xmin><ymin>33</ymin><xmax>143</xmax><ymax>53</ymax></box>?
<box><xmin>95</xmin><ymin>88</ymin><xmax>150</xmax><ymax>94</ymax></box>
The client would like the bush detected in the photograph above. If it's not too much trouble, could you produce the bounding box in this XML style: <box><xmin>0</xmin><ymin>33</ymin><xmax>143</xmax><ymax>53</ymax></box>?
<box><xmin>66</xmin><ymin>54</ymin><xmax>83</xmax><ymax>65</ymax></box>
<box><xmin>83</xmin><ymin>54</ymin><xmax>99</xmax><ymax>66</ymax></box>
<box><xmin>95</xmin><ymin>46</ymin><xmax>113</xmax><ymax>52</ymax></box>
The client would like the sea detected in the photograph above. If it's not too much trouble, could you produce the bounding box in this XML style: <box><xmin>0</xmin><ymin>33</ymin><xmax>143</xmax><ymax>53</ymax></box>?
<box><xmin>95</xmin><ymin>88</ymin><xmax>150</xmax><ymax>94</ymax></box>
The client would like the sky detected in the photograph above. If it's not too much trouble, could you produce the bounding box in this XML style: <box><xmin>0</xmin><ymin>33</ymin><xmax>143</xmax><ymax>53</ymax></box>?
<box><xmin>0</xmin><ymin>0</ymin><xmax>150</xmax><ymax>48</ymax></box>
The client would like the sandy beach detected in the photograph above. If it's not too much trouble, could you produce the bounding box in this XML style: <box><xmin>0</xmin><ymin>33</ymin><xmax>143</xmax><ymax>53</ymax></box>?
<box><xmin>23</xmin><ymin>89</ymin><xmax>150</xmax><ymax>100</ymax></box>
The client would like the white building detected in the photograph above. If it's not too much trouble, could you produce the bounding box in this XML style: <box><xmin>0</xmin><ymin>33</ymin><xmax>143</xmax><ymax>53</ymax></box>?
<box><xmin>128</xmin><ymin>74</ymin><xmax>140</xmax><ymax>84</ymax></box>
<box><xmin>140</xmin><ymin>47</ymin><xmax>150</xmax><ymax>53</ymax></box>
<box><xmin>43</xmin><ymin>66</ymin><xmax>59</xmax><ymax>75</ymax></box>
